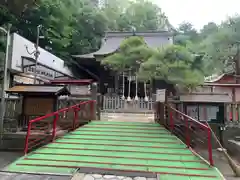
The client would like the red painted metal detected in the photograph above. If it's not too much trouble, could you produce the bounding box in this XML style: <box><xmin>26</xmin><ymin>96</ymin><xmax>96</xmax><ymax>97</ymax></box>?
<box><xmin>23</xmin><ymin>100</ymin><xmax>96</xmax><ymax>154</ymax></box>
<box><xmin>23</xmin><ymin>157</ymin><xmax>209</xmax><ymax>170</ymax></box>
<box><xmin>32</xmin><ymin>152</ymin><xmax>205</xmax><ymax>163</ymax></box>
<box><xmin>42</xmin><ymin>146</ymin><xmax>193</xmax><ymax>156</ymax></box>
<box><xmin>185</xmin><ymin>116</ymin><xmax>190</xmax><ymax>148</ymax></box>
<box><xmin>53</xmin><ymin>141</ymin><xmax>186</xmax><ymax>149</ymax></box>
<box><xmin>15</xmin><ymin>163</ymin><xmax>217</xmax><ymax>178</ymax></box>
<box><xmin>73</xmin><ymin>109</ymin><xmax>78</xmax><ymax>130</ymax></box>
<box><xmin>28</xmin><ymin>135</ymin><xmax>49</xmax><ymax>147</ymax></box>
<box><xmin>52</xmin><ymin>114</ymin><xmax>59</xmax><ymax>140</ymax></box>
<box><xmin>164</xmin><ymin>104</ymin><xmax>214</xmax><ymax>166</ymax></box>
<box><xmin>24</xmin><ymin>122</ymin><xmax>32</xmax><ymax>155</ymax></box>
<box><xmin>207</xmin><ymin>128</ymin><xmax>214</xmax><ymax>166</ymax></box>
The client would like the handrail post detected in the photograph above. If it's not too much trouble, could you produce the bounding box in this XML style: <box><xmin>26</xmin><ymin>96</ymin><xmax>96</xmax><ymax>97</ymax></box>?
<box><xmin>91</xmin><ymin>100</ymin><xmax>95</xmax><ymax>120</ymax></box>
<box><xmin>52</xmin><ymin>113</ymin><xmax>59</xmax><ymax>141</ymax></box>
<box><xmin>185</xmin><ymin>116</ymin><xmax>190</xmax><ymax>148</ymax></box>
<box><xmin>169</xmin><ymin>109</ymin><xmax>174</xmax><ymax>132</ymax></box>
<box><xmin>207</xmin><ymin>128</ymin><xmax>214</xmax><ymax>166</ymax></box>
<box><xmin>24</xmin><ymin>122</ymin><xmax>32</xmax><ymax>155</ymax></box>
<box><xmin>73</xmin><ymin>108</ymin><xmax>78</xmax><ymax>130</ymax></box>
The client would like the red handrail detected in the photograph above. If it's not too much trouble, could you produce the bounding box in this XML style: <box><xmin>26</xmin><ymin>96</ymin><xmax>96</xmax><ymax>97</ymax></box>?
<box><xmin>164</xmin><ymin>104</ymin><xmax>213</xmax><ymax>166</ymax></box>
<box><xmin>24</xmin><ymin>100</ymin><xmax>96</xmax><ymax>155</ymax></box>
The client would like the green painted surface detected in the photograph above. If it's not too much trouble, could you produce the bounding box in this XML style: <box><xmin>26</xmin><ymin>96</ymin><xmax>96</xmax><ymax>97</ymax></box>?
<box><xmin>6</xmin><ymin>121</ymin><xmax>223</xmax><ymax>179</ymax></box>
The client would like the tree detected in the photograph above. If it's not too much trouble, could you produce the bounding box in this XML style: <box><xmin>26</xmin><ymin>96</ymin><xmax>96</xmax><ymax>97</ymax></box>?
<box><xmin>0</xmin><ymin>0</ymin><xmax>40</xmax><ymax>15</ymax></box>
<box><xmin>138</xmin><ymin>45</ymin><xmax>204</xmax><ymax>90</ymax></box>
<box><xmin>101</xmin><ymin>36</ymin><xmax>152</xmax><ymax>73</ymax></box>
<box><xmin>102</xmin><ymin>0</ymin><xmax>171</xmax><ymax>31</ymax></box>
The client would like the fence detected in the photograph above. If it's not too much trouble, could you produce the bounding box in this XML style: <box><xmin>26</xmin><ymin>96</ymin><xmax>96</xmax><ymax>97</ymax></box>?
<box><xmin>102</xmin><ymin>95</ymin><xmax>155</xmax><ymax>113</ymax></box>
<box><xmin>155</xmin><ymin>102</ymin><xmax>214</xmax><ymax>166</ymax></box>
<box><xmin>24</xmin><ymin>100</ymin><xmax>95</xmax><ymax>154</ymax></box>
<box><xmin>2</xmin><ymin>97</ymin><xmax>95</xmax><ymax>132</ymax></box>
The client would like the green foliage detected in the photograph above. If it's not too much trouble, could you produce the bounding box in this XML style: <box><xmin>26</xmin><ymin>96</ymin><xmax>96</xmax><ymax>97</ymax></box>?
<box><xmin>0</xmin><ymin>0</ymin><xmax>171</xmax><ymax>76</ymax></box>
<box><xmin>102</xmin><ymin>36</ymin><xmax>152</xmax><ymax>71</ymax></box>
<box><xmin>1</xmin><ymin>0</ymin><xmax>240</xmax><ymax>83</ymax></box>
<box><xmin>138</xmin><ymin>45</ymin><xmax>204</xmax><ymax>89</ymax></box>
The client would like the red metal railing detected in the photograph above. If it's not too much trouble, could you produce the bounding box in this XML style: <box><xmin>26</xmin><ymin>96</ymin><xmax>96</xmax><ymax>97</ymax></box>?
<box><xmin>24</xmin><ymin>100</ymin><xmax>95</xmax><ymax>155</ymax></box>
<box><xmin>155</xmin><ymin>102</ymin><xmax>213</xmax><ymax>166</ymax></box>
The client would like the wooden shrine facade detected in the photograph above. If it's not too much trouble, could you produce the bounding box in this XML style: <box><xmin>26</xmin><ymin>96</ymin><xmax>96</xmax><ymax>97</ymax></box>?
<box><xmin>72</xmin><ymin>31</ymin><xmax>174</xmax><ymax>98</ymax></box>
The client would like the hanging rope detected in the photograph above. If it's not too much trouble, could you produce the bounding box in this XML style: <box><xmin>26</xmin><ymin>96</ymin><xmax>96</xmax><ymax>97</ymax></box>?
<box><xmin>121</xmin><ymin>72</ymin><xmax>125</xmax><ymax>100</ymax></box>
<box><xmin>134</xmin><ymin>75</ymin><xmax>139</xmax><ymax>101</ymax></box>
<box><xmin>144</xmin><ymin>82</ymin><xmax>149</xmax><ymax>102</ymax></box>
<box><xmin>127</xmin><ymin>71</ymin><xmax>131</xmax><ymax>102</ymax></box>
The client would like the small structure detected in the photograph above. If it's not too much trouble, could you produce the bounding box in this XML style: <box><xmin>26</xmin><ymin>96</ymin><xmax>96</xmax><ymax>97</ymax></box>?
<box><xmin>6</xmin><ymin>84</ymin><xmax>71</xmax><ymax>131</ymax></box>
<box><xmin>49</xmin><ymin>79</ymin><xmax>93</xmax><ymax>98</ymax></box>
<box><xmin>49</xmin><ymin>79</ymin><xmax>99</xmax><ymax>120</ymax></box>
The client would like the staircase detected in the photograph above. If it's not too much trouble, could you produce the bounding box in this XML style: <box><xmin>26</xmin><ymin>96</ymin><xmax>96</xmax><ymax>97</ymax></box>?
<box><xmin>3</xmin><ymin>100</ymin><xmax>225</xmax><ymax>179</ymax></box>
<box><xmin>5</xmin><ymin>120</ymin><xmax>224</xmax><ymax>179</ymax></box>
<box><xmin>101</xmin><ymin>112</ymin><xmax>154</xmax><ymax>123</ymax></box>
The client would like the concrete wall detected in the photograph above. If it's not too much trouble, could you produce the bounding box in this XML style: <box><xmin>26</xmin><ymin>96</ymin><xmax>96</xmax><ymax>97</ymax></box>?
<box><xmin>9</xmin><ymin>33</ymin><xmax>73</xmax><ymax>77</ymax></box>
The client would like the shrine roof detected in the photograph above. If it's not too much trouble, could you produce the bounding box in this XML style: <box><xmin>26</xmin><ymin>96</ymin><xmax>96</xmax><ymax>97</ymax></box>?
<box><xmin>6</xmin><ymin>84</ymin><xmax>71</xmax><ymax>96</ymax></box>
<box><xmin>73</xmin><ymin>31</ymin><xmax>173</xmax><ymax>59</ymax></box>
<box><xmin>203</xmin><ymin>83</ymin><xmax>240</xmax><ymax>87</ymax></box>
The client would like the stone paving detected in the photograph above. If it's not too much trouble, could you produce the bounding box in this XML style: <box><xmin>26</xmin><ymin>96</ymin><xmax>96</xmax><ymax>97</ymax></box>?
<box><xmin>71</xmin><ymin>173</ymin><xmax>157</xmax><ymax>180</ymax></box>
<box><xmin>0</xmin><ymin>172</ymin><xmax>71</xmax><ymax>180</ymax></box>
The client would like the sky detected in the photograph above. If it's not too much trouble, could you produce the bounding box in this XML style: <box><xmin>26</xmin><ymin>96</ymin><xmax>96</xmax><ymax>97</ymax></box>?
<box><xmin>151</xmin><ymin>0</ymin><xmax>240</xmax><ymax>30</ymax></box>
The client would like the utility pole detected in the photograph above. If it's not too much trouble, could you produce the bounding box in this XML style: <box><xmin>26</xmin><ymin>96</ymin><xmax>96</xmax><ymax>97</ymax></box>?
<box><xmin>0</xmin><ymin>24</ymin><xmax>11</xmax><ymax>144</ymax></box>
<box><xmin>34</xmin><ymin>25</ymin><xmax>41</xmax><ymax>84</ymax></box>
<box><xmin>25</xmin><ymin>25</ymin><xmax>42</xmax><ymax>84</ymax></box>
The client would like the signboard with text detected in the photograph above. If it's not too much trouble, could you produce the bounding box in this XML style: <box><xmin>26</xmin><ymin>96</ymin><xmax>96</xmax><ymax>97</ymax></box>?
<box><xmin>156</xmin><ymin>89</ymin><xmax>166</xmax><ymax>102</ymax></box>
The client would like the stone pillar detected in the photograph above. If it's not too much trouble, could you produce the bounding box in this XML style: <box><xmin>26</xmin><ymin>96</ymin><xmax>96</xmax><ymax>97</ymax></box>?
<box><xmin>91</xmin><ymin>82</ymin><xmax>100</xmax><ymax>120</ymax></box>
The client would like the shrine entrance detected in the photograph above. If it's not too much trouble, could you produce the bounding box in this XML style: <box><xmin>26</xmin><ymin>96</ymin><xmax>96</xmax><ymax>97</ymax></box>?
<box><xmin>102</xmin><ymin>95</ymin><xmax>154</xmax><ymax>113</ymax></box>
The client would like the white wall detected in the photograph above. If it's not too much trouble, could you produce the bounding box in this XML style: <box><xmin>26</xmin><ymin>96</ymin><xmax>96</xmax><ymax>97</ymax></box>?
<box><xmin>9</xmin><ymin>33</ymin><xmax>73</xmax><ymax>77</ymax></box>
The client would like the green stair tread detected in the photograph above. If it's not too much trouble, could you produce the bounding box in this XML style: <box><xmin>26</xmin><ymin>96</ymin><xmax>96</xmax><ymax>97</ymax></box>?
<box><xmin>66</xmin><ymin>132</ymin><xmax>173</xmax><ymax>138</ymax></box>
<box><xmin>63</xmin><ymin>134</ymin><xmax>179</xmax><ymax>142</ymax></box>
<box><xmin>90</xmin><ymin>121</ymin><xmax>160</xmax><ymax>126</ymax></box>
<box><xmin>13</xmin><ymin>159</ymin><xmax>217</xmax><ymax>176</ymax></box>
<box><xmin>7</xmin><ymin>158</ymin><xmax>75</xmax><ymax>174</ymax></box>
<box><xmin>55</xmin><ymin>138</ymin><xmax>186</xmax><ymax>147</ymax></box>
<box><xmin>74</xmin><ymin>128</ymin><xmax>170</xmax><ymax>133</ymax></box>
<box><xmin>35</xmin><ymin>148</ymin><xmax>204</xmax><ymax>161</ymax></box>
<box><xmin>83</xmin><ymin>125</ymin><xmax>163</xmax><ymax>130</ymax></box>
<box><xmin>70</xmin><ymin>131</ymin><xmax>174</xmax><ymax>138</ymax></box>
<box><xmin>45</xmin><ymin>143</ymin><xmax>191</xmax><ymax>154</ymax></box>
<box><xmin>25</xmin><ymin>154</ymin><xmax>209</xmax><ymax>168</ymax></box>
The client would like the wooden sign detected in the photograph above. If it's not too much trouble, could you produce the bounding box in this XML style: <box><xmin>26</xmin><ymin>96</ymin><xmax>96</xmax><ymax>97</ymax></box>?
<box><xmin>156</xmin><ymin>89</ymin><xmax>166</xmax><ymax>102</ymax></box>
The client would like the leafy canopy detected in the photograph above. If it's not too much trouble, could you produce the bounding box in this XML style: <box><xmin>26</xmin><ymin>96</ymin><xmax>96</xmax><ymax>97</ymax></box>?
<box><xmin>139</xmin><ymin>45</ymin><xmax>204</xmax><ymax>89</ymax></box>
<box><xmin>101</xmin><ymin>36</ymin><xmax>153</xmax><ymax>71</ymax></box>
<box><xmin>102</xmin><ymin>36</ymin><xmax>204</xmax><ymax>89</ymax></box>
